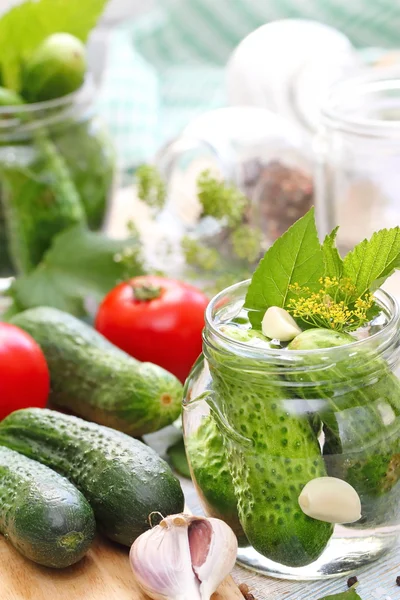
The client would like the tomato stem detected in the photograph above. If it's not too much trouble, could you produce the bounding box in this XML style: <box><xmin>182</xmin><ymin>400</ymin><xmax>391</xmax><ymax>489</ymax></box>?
<box><xmin>132</xmin><ymin>284</ymin><xmax>162</xmax><ymax>302</ymax></box>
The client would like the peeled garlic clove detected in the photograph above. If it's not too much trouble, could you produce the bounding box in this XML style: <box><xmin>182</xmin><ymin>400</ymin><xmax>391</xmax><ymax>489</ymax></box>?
<box><xmin>261</xmin><ymin>306</ymin><xmax>302</xmax><ymax>341</ymax></box>
<box><xmin>129</xmin><ymin>513</ymin><xmax>237</xmax><ymax>600</ymax></box>
<box><xmin>189</xmin><ymin>517</ymin><xmax>237</xmax><ymax>600</ymax></box>
<box><xmin>299</xmin><ymin>477</ymin><xmax>361</xmax><ymax>524</ymax></box>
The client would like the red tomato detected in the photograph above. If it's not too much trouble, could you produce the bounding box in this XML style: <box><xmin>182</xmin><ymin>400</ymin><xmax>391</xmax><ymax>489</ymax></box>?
<box><xmin>95</xmin><ymin>276</ymin><xmax>209</xmax><ymax>382</ymax></box>
<box><xmin>0</xmin><ymin>322</ymin><xmax>50</xmax><ymax>420</ymax></box>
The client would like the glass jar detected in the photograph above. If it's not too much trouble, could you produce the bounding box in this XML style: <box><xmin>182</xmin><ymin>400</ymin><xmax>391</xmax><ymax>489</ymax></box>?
<box><xmin>0</xmin><ymin>78</ymin><xmax>115</xmax><ymax>276</ymax></box>
<box><xmin>155</xmin><ymin>107</ymin><xmax>314</xmax><ymax>295</ymax></box>
<box><xmin>316</xmin><ymin>68</ymin><xmax>400</xmax><ymax>257</ymax></box>
<box><xmin>183</xmin><ymin>280</ymin><xmax>400</xmax><ymax>580</ymax></box>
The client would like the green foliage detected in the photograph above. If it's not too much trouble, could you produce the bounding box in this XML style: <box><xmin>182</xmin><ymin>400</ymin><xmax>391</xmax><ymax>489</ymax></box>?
<box><xmin>9</xmin><ymin>225</ymin><xmax>145</xmax><ymax>318</ymax></box>
<box><xmin>136</xmin><ymin>165</ymin><xmax>166</xmax><ymax>211</ymax></box>
<box><xmin>181</xmin><ymin>236</ymin><xmax>219</xmax><ymax>271</ymax></box>
<box><xmin>343</xmin><ymin>227</ymin><xmax>400</xmax><ymax>296</ymax></box>
<box><xmin>166</xmin><ymin>438</ymin><xmax>191</xmax><ymax>479</ymax></box>
<box><xmin>197</xmin><ymin>169</ymin><xmax>247</xmax><ymax>226</ymax></box>
<box><xmin>245</xmin><ymin>208</ymin><xmax>324</xmax><ymax>328</ymax></box>
<box><xmin>231</xmin><ymin>224</ymin><xmax>263</xmax><ymax>263</ymax></box>
<box><xmin>322</xmin><ymin>227</ymin><xmax>343</xmax><ymax>280</ymax></box>
<box><xmin>317</xmin><ymin>586</ymin><xmax>361</xmax><ymax>600</ymax></box>
<box><xmin>245</xmin><ymin>208</ymin><xmax>400</xmax><ymax>331</ymax></box>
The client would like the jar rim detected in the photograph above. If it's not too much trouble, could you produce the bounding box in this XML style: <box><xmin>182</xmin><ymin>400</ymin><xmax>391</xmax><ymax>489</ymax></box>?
<box><xmin>0</xmin><ymin>75</ymin><xmax>95</xmax><ymax>117</ymax></box>
<box><xmin>321</xmin><ymin>67</ymin><xmax>400</xmax><ymax>138</ymax></box>
<box><xmin>205</xmin><ymin>278</ymin><xmax>400</xmax><ymax>358</ymax></box>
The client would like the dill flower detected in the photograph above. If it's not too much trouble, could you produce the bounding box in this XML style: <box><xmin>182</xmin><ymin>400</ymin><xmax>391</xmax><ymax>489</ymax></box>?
<box><xmin>287</xmin><ymin>277</ymin><xmax>375</xmax><ymax>331</ymax></box>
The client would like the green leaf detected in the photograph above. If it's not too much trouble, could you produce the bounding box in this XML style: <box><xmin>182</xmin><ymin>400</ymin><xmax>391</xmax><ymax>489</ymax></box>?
<box><xmin>317</xmin><ymin>587</ymin><xmax>361</xmax><ymax>600</ymax></box>
<box><xmin>166</xmin><ymin>438</ymin><xmax>191</xmax><ymax>479</ymax></box>
<box><xmin>322</xmin><ymin>227</ymin><xmax>343</xmax><ymax>280</ymax></box>
<box><xmin>0</xmin><ymin>0</ymin><xmax>108</xmax><ymax>90</ymax></box>
<box><xmin>10</xmin><ymin>225</ymin><xmax>145</xmax><ymax>318</ymax></box>
<box><xmin>343</xmin><ymin>227</ymin><xmax>400</xmax><ymax>297</ymax></box>
<box><xmin>245</xmin><ymin>208</ymin><xmax>324</xmax><ymax>328</ymax></box>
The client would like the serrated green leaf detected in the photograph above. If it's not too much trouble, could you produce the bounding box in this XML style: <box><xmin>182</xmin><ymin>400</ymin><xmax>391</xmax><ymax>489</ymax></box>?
<box><xmin>343</xmin><ymin>227</ymin><xmax>400</xmax><ymax>297</ymax></box>
<box><xmin>322</xmin><ymin>227</ymin><xmax>343</xmax><ymax>280</ymax></box>
<box><xmin>317</xmin><ymin>587</ymin><xmax>361</xmax><ymax>600</ymax></box>
<box><xmin>244</xmin><ymin>208</ymin><xmax>324</xmax><ymax>328</ymax></box>
<box><xmin>11</xmin><ymin>225</ymin><xmax>145</xmax><ymax>318</ymax></box>
<box><xmin>0</xmin><ymin>0</ymin><xmax>108</xmax><ymax>90</ymax></box>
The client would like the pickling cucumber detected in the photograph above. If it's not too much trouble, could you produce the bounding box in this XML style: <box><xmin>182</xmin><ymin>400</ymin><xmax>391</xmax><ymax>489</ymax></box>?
<box><xmin>210</xmin><ymin>362</ymin><xmax>333</xmax><ymax>567</ymax></box>
<box><xmin>10</xmin><ymin>307</ymin><xmax>182</xmax><ymax>436</ymax></box>
<box><xmin>0</xmin><ymin>446</ymin><xmax>95</xmax><ymax>568</ymax></box>
<box><xmin>0</xmin><ymin>409</ymin><xmax>185</xmax><ymax>547</ymax></box>
<box><xmin>288</xmin><ymin>328</ymin><xmax>400</xmax><ymax>525</ymax></box>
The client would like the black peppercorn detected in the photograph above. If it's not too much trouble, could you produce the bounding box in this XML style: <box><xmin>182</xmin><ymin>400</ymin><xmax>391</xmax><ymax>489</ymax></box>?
<box><xmin>347</xmin><ymin>576</ymin><xmax>358</xmax><ymax>587</ymax></box>
<box><xmin>396</xmin><ymin>575</ymin><xmax>400</xmax><ymax>586</ymax></box>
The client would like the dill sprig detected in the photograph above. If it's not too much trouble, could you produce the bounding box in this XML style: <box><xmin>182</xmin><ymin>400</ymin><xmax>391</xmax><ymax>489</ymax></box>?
<box><xmin>287</xmin><ymin>277</ymin><xmax>375</xmax><ymax>332</ymax></box>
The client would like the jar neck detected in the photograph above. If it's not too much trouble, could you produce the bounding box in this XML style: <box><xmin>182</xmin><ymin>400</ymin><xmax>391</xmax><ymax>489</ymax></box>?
<box><xmin>203</xmin><ymin>281</ymin><xmax>400</xmax><ymax>381</ymax></box>
<box><xmin>321</xmin><ymin>67</ymin><xmax>400</xmax><ymax>139</ymax></box>
<box><xmin>0</xmin><ymin>77</ymin><xmax>95</xmax><ymax>143</ymax></box>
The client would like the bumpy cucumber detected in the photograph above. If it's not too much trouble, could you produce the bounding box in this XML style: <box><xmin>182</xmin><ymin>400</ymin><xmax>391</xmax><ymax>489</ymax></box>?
<box><xmin>0</xmin><ymin>446</ymin><xmax>95</xmax><ymax>568</ymax></box>
<box><xmin>288</xmin><ymin>328</ymin><xmax>400</xmax><ymax>525</ymax></box>
<box><xmin>52</xmin><ymin>119</ymin><xmax>115</xmax><ymax>230</ymax></box>
<box><xmin>210</xmin><ymin>362</ymin><xmax>333</xmax><ymax>567</ymax></box>
<box><xmin>0</xmin><ymin>409</ymin><xmax>184</xmax><ymax>547</ymax></box>
<box><xmin>186</xmin><ymin>413</ymin><xmax>244</xmax><ymax>538</ymax></box>
<box><xmin>11</xmin><ymin>307</ymin><xmax>182</xmax><ymax>436</ymax></box>
<box><xmin>1</xmin><ymin>132</ymin><xmax>85</xmax><ymax>273</ymax></box>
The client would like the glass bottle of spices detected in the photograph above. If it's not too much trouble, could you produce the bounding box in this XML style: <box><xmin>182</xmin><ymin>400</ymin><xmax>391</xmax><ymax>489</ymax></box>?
<box><xmin>155</xmin><ymin>107</ymin><xmax>314</xmax><ymax>294</ymax></box>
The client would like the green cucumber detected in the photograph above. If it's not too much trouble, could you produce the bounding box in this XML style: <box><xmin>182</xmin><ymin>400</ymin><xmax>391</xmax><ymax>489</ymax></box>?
<box><xmin>288</xmin><ymin>328</ymin><xmax>400</xmax><ymax>526</ymax></box>
<box><xmin>10</xmin><ymin>307</ymin><xmax>182</xmax><ymax>436</ymax></box>
<box><xmin>0</xmin><ymin>445</ymin><xmax>95</xmax><ymax>568</ymax></box>
<box><xmin>1</xmin><ymin>132</ymin><xmax>85</xmax><ymax>273</ymax></box>
<box><xmin>210</xmin><ymin>360</ymin><xmax>333</xmax><ymax>567</ymax></box>
<box><xmin>0</xmin><ymin>408</ymin><xmax>184</xmax><ymax>547</ymax></box>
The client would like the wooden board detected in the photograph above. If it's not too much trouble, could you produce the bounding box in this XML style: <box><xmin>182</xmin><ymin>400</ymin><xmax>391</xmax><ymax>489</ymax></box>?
<box><xmin>0</xmin><ymin>535</ymin><xmax>243</xmax><ymax>600</ymax></box>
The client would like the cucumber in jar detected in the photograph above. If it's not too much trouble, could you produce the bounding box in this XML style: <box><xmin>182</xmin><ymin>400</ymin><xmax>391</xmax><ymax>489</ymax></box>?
<box><xmin>288</xmin><ymin>328</ymin><xmax>400</xmax><ymax>527</ymax></box>
<box><xmin>209</xmin><ymin>352</ymin><xmax>333</xmax><ymax>567</ymax></box>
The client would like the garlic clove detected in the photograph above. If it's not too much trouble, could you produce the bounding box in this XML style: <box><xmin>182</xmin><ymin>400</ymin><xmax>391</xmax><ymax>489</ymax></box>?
<box><xmin>298</xmin><ymin>477</ymin><xmax>362</xmax><ymax>524</ymax></box>
<box><xmin>190</xmin><ymin>518</ymin><xmax>238</xmax><ymax>600</ymax></box>
<box><xmin>130</xmin><ymin>515</ymin><xmax>202</xmax><ymax>600</ymax></box>
<box><xmin>129</xmin><ymin>513</ymin><xmax>238</xmax><ymax>600</ymax></box>
<box><xmin>261</xmin><ymin>306</ymin><xmax>302</xmax><ymax>341</ymax></box>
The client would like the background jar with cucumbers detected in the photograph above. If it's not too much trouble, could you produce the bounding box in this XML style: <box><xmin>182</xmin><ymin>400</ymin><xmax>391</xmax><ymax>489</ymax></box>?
<box><xmin>0</xmin><ymin>32</ymin><xmax>116</xmax><ymax>277</ymax></box>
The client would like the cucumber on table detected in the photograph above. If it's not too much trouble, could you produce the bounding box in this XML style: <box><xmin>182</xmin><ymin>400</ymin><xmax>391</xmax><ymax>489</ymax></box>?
<box><xmin>0</xmin><ymin>446</ymin><xmax>95</xmax><ymax>568</ymax></box>
<box><xmin>10</xmin><ymin>307</ymin><xmax>182</xmax><ymax>436</ymax></box>
<box><xmin>0</xmin><ymin>409</ymin><xmax>185</xmax><ymax>547</ymax></box>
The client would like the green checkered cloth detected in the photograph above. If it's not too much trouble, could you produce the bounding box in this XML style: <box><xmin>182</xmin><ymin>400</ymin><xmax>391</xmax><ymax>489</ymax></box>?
<box><xmin>96</xmin><ymin>0</ymin><xmax>400</xmax><ymax>170</ymax></box>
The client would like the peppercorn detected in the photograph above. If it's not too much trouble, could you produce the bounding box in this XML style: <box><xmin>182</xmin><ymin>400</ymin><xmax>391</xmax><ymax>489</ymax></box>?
<box><xmin>347</xmin><ymin>576</ymin><xmax>358</xmax><ymax>587</ymax></box>
<box><xmin>396</xmin><ymin>575</ymin><xmax>400</xmax><ymax>586</ymax></box>
<box><xmin>239</xmin><ymin>582</ymin><xmax>256</xmax><ymax>599</ymax></box>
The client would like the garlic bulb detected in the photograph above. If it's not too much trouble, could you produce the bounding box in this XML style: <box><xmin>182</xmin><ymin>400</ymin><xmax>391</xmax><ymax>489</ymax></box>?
<box><xmin>129</xmin><ymin>513</ymin><xmax>238</xmax><ymax>600</ymax></box>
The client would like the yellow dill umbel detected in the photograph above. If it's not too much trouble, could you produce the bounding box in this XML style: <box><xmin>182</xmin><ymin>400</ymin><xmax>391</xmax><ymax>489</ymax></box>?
<box><xmin>287</xmin><ymin>277</ymin><xmax>374</xmax><ymax>332</ymax></box>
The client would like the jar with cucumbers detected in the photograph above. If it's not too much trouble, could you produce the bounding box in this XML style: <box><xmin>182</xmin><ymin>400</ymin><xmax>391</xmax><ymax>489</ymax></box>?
<box><xmin>0</xmin><ymin>79</ymin><xmax>115</xmax><ymax>276</ymax></box>
<box><xmin>183</xmin><ymin>208</ymin><xmax>400</xmax><ymax>579</ymax></box>
<box><xmin>0</xmin><ymin>0</ymin><xmax>115</xmax><ymax>277</ymax></box>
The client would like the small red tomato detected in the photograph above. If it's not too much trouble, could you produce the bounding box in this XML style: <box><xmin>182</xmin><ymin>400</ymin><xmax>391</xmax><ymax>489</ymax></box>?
<box><xmin>95</xmin><ymin>276</ymin><xmax>209</xmax><ymax>382</ymax></box>
<box><xmin>0</xmin><ymin>322</ymin><xmax>50</xmax><ymax>420</ymax></box>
